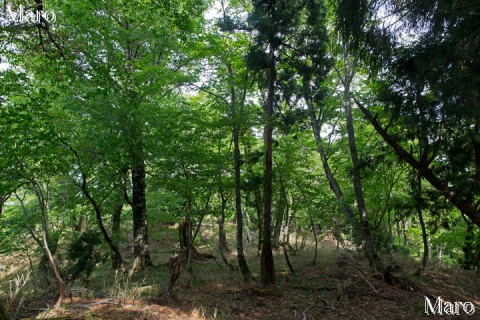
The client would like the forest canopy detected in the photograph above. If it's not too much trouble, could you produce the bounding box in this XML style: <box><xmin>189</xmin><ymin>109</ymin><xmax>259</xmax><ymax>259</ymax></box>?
<box><xmin>0</xmin><ymin>0</ymin><xmax>479</xmax><ymax>318</ymax></box>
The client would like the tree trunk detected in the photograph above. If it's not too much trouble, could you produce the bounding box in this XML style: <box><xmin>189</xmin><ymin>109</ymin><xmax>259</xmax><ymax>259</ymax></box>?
<box><xmin>285</xmin><ymin>199</ymin><xmax>297</xmax><ymax>248</ymax></box>
<box><xmin>0</xmin><ymin>194</ymin><xmax>8</xmax><ymax>219</ymax></box>
<box><xmin>244</xmin><ymin>143</ymin><xmax>263</xmax><ymax>255</ymax></box>
<box><xmin>179</xmin><ymin>217</ymin><xmax>194</xmax><ymax>275</ymax></box>
<box><xmin>111</xmin><ymin>193</ymin><xmax>123</xmax><ymax>270</ymax></box>
<box><xmin>308</xmin><ymin>208</ymin><xmax>318</xmax><ymax>266</ymax></box>
<box><xmin>261</xmin><ymin>42</ymin><xmax>276</xmax><ymax>286</ymax></box>
<box><xmin>476</xmin><ymin>232</ymin><xmax>480</xmax><ymax>267</ymax></box>
<box><xmin>402</xmin><ymin>219</ymin><xmax>409</xmax><ymax>245</ymax></box>
<box><xmin>386</xmin><ymin>210</ymin><xmax>393</xmax><ymax>254</ymax></box>
<box><xmin>74</xmin><ymin>214</ymin><xmax>87</xmax><ymax>232</ymax></box>
<box><xmin>218</xmin><ymin>212</ymin><xmax>230</xmax><ymax>254</ymax></box>
<box><xmin>437</xmin><ymin>245</ymin><xmax>443</xmax><ymax>261</ymax></box>
<box><xmin>218</xmin><ymin>8</ymin><xmax>255</xmax><ymax>274</ymax></box>
<box><xmin>462</xmin><ymin>220</ymin><xmax>475</xmax><ymax>270</ymax></box>
<box><xmin>416</xmin><ymin>174</ymin><xmax>429</xmax><ymax>270</ymax></box>
<box><xmin>305</xmin><ymin>96</ymin><xmax>359</xmax><ymax>238</ymax></box>
<box><xmin>33</xmin><ymin>183</ymin><xmax>64</xmax><ymax>309</ymax></box>
<box><xmin>123</xmin><ymin>20</ymin><xmax>152</xmax><ymax>272</ymax></box>
<box><xmin>164</xmin><ymin>249</ymin><xmax>187</xmax><ymax>297</ymax></box>
<box><xmin>282</xmin><ymin>243</ymin><xmax>295</xmax><ymax>275</ymax></box>
<box><xmin>224</xmin><ymin>43</ymin><xmax>254</xmax><ymax>281</ymax></box>
<box><xmin>342</xmin><ymin>45</ymin><xmax>380</xmax><ymax>270</ymax></box>
<box><xmin>218</xmin><ymin>175</ymin><xmax>231</xmax><ymax>254</ymax></box>
<box><xmin>274</xmin><ymin>159</ymin><xmax>289</xmax><ymax>248</ymax></box>
<box><xmin>234</xmin><ymin>125</ymin><xmax>253</xmax><ymax>282</ymax></box>
<box><xmin>418</xmin><ymin>205</ymin><xmax>429</xmax><ymax>270</ymax></box>
<box><xmin>354</xmin><ymin>96</ymin><xmax>480</xmax><ymax>227</ymax></box>
<box><xmin>243</xmin><ymin>209</ymin><xmax>253</xmax><ymax>242</ymax></box>
<box><xmin>41</xmin><ymin>223</ymin><xmax>65</xmax><ymax>309</ymax></box>
<box><xmin>273</xmin><ymin>182</ymin><xmax>286</xmax><ymax>248</ymax></box>
<box><xmin>179</xmin><ymin>217</ymin><xmax>192</xmax><ymax>248</ymax></box>
<box><xmin>81</xmin><ymin>174</ymin><xmax>125</xmax><ymax>272</ymax></box>
<box><xmin>396</xmin><ymin>219</ymin><xmax>401</xmax><ymax>239</ymax></box>
<box><xmin>218</xmin><ymin>210</ymin><xmax>237</xmax><ymax>271</ymax></box>
<box><xmin>283</xmin><ymin>203</ymin><xmax>290</xmax><ymax>244</ymax></box>
<box><xmin>131</xmin><ymin>156</ymin><xmax>152</xmax><ymax>271</ymax></box>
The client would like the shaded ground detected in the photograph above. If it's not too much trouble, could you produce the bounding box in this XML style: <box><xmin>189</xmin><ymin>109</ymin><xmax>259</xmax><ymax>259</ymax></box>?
<box><xmin>2</xmin><ymin>224</ymin><xmax>480</xmax><ymax>319</ymax></box>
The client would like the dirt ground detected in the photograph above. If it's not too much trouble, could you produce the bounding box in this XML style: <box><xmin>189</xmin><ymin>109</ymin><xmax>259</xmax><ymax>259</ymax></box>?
<box><xmin>2</xmin><ymin>228</ymin><xmax>480</xmax><ymax>320</ymax></box>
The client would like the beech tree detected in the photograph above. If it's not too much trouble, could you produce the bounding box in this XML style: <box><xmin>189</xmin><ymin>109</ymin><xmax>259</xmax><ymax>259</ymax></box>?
<box><xmin>207</xmin><ymin>0</ymin><xmax>255</xmax><ymax>282</ymax></box>
<box><xmin>0</xmin><ymin>68</ymin><xmax>66</xmax><ymax>307</ymax></box>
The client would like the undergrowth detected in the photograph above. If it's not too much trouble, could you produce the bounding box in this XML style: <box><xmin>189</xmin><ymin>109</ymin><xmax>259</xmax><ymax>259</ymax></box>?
<box><xmin>1</xmin><ymin>223</ymin><xmax>479</xmax><ymax>319</ymax></box>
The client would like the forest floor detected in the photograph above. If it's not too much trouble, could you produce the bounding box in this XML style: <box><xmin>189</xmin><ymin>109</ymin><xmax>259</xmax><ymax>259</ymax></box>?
<box><xmin>1</xmin><ymin>223</ymin><xmax>480</xmax><ymax>319</ymax></box>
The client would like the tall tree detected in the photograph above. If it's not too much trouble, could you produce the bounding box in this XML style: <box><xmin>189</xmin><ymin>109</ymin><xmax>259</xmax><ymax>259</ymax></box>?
<box><xmin>0</xmin><ymin>62</ymin><xmax>67</xmax><ymax>307</ymax></box>
<box><xmin>335</xmin><ymin>42</ymin><xmax>380</xmax><ymax>268</ymax></box>
<box><xmin>413</xmin><ymin>173</ymin><xmax>429</xmax><ymax>271</ymax></box>
<box><xmin>201</xmin><ymin>0</ymin><xmax>254</xmax><ymax>281</ymax></box>
<box><xmin>249</xmin><ymin>0</ymin><xmax>281</xmax><ymax>285</ymax></box>
<box><xmin>33</xmin><ymin>180</ymin><xmax>65</xmax><ymax>309</ymax></box>
<box><xmin>284</xmin><ymin>0</ymin><xmax>361</xmax><ymax>242</ymax></box>
<box><xmin>336</xmin><ymin>0</ymin><xmax>480</xmax><ymax>227</ymax></box>
<box><xmin>6</xmin><ymin>0</ymin><xmax>208</xmax><ymax>271</ymax></box>
<box><xmin>249</xmin><ymin>0</ymin><xmax>334</xmax><ymax>284</ymax></box>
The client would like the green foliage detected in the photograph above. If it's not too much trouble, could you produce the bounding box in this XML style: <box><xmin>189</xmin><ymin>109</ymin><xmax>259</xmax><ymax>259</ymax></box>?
<box><xmin>147</xmin><ymin>189</ymin><xmax>185</xmax><ymax>224</ymax></box>
<box><xmin>0</xmin><ymin>0</ymin><xmax>478</xmax><ymax>292</ymax></box>
<box><xmin>67</xmin><ymin>230</ymin><xmax>102</xmax><ymax>279</ymax></box>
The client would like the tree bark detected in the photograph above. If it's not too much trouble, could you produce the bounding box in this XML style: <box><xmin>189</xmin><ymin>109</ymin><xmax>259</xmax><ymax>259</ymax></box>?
<box><xmin>179</xmin><ymin>217</ymin><xmax>192</xmax><ymax>248</ymax></box>
<box><xmin>305</xmin><ymin>96</ymin><xmax>358</xmax><ymax>237</ymax></box>
<box><xmin>218</xmin><ymin>175</ymin><xmax>231</xmax><ymax>254</ymax></box>
<box><xmin>273</xmin><ymin>202</ymin><xmax>284</xmax><ymax>248</ymax></box>
<box><xmin>386</xmin><ymin>210</ymin><xmax>393</xmax><ymax>254</ymax></box>
<box><xmin>244</xmin><ymin>143</ymin><xmax>263</xmax><ymax>255</ymax></box>
<box><xmin>226</xmin><ymin>59</ymin><xmax>253</xmax><ymax>281</ymax></box>
<box><xmin>308</xmin><ymin>208</ymin><xmax>318</xmax><ymax>266</ymax></box>
<box><xmin>396</xmin><ymin>220</ymin><xmax>401</xmax><ymax>239</ymax></box>
<box><xmin>273</xmin><ymin>179</ymin><xmax>286</xmax><ymax>248</ymax></box>
<box><xmin>261</xmin><ymin>41</ymin><xmax>276</xmax><ymax>286</ymax></box>
<box><xmin>415</xmin><ymin>174</ymin><xmax>429</xmax><ymax>270</ymax></box>
<box><xmin>243</xmin><ymin>209</ymin><xmax>253</xmax><ymax>242</ymax></box>
<box><xmin>218</xmin><ymin>209</ymin><xmax>237</xmax><ymax>270</ymax></box>
<box><xmin>476</xmin><ymin>233</ymin><xmax>480</xmax><ymax>268</ymax></box>
<box><xmin>0</xmin><ymin>194</ymin><xmax>7</xmax><ymax>219</ymax></box>
<box><xmin>402</xmin><ymin>219</ymin><xmax>409</xmax><ymax>245</ymax></box>
<box><xmin>80</xmin><ymin>174</ymin><xmax>125</xmax><ymax>272</ymax></box>
<box><xmin>285</xmin><ymin>197</ymin><xmax>298</xmax><ymax>248</ymax></box>
<box><xmin>354</xmin><ymin>96</ymin><xmax>480</xmax><ymax>228</ymax></box>
<box><xmin>462</xmin><ymin>218</ymin><xmax>475</xmax><ymax>269</ymax></box>
<box><xmin>218</xmin><ymin>209</ymin><xmax>230</xmax><ymax>254</ymax></box>
<box><xmin>111</xmin><ymin>192</ymin><xmax>123</xmax><ymax>270</ymax></box>
<box><xmin>341</xmin><ymin>46</ymin><xmax>380</xmax><ymax>270</ymax></box>
<box><xmin>233</xmin><ymin>128</ymin><xmax>253</xmax><ymax>281</ymax></box>
<box><xmin>131</xmin><ymin>155</ymin><xmax>152</xmax><ymax>271</ymax></box>
<box><xmin>40</xmin><ymin>223</ymin><xmax>64</xmax><ymax>309</ymax></box>
<box><xmin>418</xmin><ymin>206</ymin><xmax>429</xmax><ymax>270</ymax></box>
<box><xmin>218</xmin><ymin>4</ymin><xmax>255</xmax><ymax>277</ymax></box>
<box><xmin>33</xmin><ymin>183</ymin><xmax>65</xmax><ymax>309</ymax></box>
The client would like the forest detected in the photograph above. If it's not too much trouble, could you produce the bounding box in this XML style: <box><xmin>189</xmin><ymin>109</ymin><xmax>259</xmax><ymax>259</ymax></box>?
<box><xmin>0</xmin><ymin>0</ymin><xmax>479</xmax><ymax>319</ymax></box>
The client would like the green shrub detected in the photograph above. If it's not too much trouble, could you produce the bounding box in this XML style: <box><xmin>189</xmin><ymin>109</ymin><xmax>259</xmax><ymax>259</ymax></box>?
<box><xmin>66</xmin><ymin>230</ymin><xmax>102</xmax><ymax>281</ymax></box>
